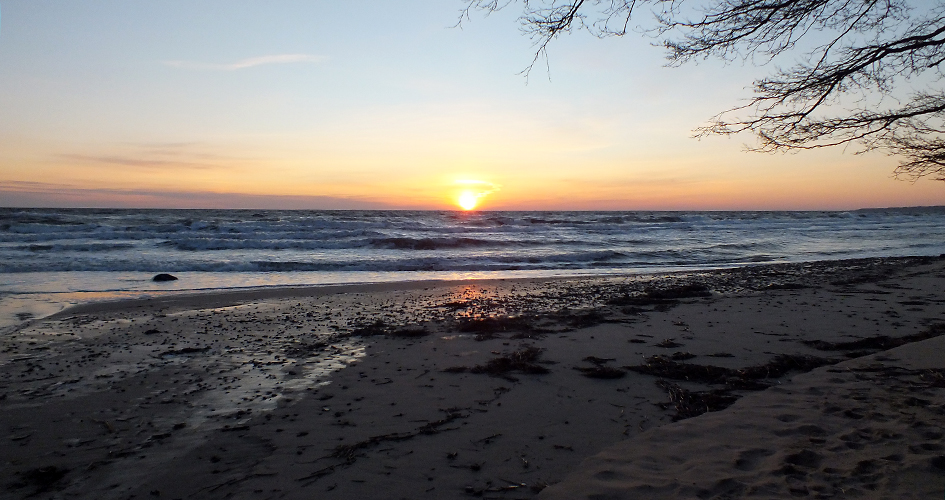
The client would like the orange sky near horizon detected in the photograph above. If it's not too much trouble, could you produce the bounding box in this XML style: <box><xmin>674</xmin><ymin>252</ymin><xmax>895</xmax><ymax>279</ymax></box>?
<box><xmin>3</xmin><ymin>129</ymin><xmax>942</xmax><ymax>211</ymax></box>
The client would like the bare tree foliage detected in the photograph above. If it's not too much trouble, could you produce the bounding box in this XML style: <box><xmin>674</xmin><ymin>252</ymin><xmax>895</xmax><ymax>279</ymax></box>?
<box><xmin>462</xmin><ymin>0</ymin><xmax>945</xmax><ymax>181</ymax></box>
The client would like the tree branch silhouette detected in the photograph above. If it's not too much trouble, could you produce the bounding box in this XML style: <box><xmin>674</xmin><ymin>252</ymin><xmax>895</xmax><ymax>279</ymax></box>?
<box><xmin>462</xmin><ymin>0</ymin><xmax>945</xmax><ymax>180</ymax></box>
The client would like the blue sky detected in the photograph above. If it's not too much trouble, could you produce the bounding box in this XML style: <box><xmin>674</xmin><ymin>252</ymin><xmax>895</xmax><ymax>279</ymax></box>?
<box><xmin>1</xmin><ymin>1</ymin><xmax>943</xmax><ymax>209</ymax></box>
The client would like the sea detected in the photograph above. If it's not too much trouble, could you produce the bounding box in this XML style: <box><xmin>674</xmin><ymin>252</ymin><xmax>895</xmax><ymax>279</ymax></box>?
<box><xmin>2</xmin><ymin>207</ymin><xmax>945</xmax><ymax>328</ymax></box>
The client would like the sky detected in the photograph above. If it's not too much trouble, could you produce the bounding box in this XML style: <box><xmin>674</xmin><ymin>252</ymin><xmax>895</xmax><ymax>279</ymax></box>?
<box><xmin>0</xmin><ymin>0</ymin><xmax>943</xmax><ymax>210</ymax></box>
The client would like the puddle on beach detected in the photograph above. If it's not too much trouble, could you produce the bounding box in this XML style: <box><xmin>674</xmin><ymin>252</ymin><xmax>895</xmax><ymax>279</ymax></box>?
<box><xmin>0</xmin><ymin>290</ymin><xmax>176</xmax><ymax>332</ymax></box>
<box><xmin>181</xmin><ymin>340</ymin><xmax>366</xmax><ymax>428</ymax></box>
<box><xmin>0</xmin><ymin>295</ymin><xmax>71</xmax><ymax>332</ymax></box>
<box><xmin>55</xmin><ymin>335</ymin><xmax>366</xmax><ymax>498</ymax></box>
<box><xmin>9</xmin><ymin>317</ymin><xmax>365</xmax><ymax>427</ymax></box>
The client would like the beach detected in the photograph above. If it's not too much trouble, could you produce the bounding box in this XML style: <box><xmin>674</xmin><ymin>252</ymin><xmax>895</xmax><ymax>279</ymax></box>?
<box><xmin>2</xmin><ymin>256</ymin><xmax>944</xmax><ymax>499</ymax></box>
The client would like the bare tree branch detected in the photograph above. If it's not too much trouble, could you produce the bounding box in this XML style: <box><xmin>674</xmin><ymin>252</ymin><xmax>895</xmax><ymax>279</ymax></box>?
<box><xmin>462</xmin><ymin>0</ymin><xmax>945</xmax><ymax>181</ymax></box>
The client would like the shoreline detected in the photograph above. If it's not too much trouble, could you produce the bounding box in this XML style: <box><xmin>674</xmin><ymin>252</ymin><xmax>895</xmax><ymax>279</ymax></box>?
<box><xmin>36</xmin><ymin>254</ymin><xmax>944</xmax><ymax>319</ymax></box>
<box><xmin>1</xmin><ymin>255</ymin><xmax>943</xmax><ymax>498</ymax></box>
<box><xmin>0</xmin><ymin>268</ymin><xmax>696</xmax><ymax>331</ymax></box>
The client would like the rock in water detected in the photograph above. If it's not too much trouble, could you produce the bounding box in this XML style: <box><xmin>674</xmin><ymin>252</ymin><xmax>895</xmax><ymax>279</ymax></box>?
<box><xmin>152</xmin><ymin>273</ymin><xmax>178</xmax><ymax>282</ymax></box>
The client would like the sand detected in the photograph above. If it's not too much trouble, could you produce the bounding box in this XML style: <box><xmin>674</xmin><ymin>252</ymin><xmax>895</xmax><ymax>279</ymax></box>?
<box><xmin>1</xmin><ymin>256</ymin><xmax>943</xmax><ymax>499</ymax></box>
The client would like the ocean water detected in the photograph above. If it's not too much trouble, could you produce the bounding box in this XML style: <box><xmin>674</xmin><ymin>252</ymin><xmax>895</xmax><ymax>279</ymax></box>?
<box><xmin>2</xmin><ymin>207</ymin><xmax>944</xmax><ymax>327</ymax></box>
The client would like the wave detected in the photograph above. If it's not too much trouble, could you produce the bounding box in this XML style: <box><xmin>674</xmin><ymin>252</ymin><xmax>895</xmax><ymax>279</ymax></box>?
<box><xmin>369</xmin><ymin>236</ymin><xmax>504</xmax><ymax>250</ymax></box>
<box><xmin>17</xmin><ymin>243</ymin><xmax>136</xmax><ymax>252</ymax></box>
<box><xmin>1</xmin><ymin>208</ymin><xmax>944</xmax><ymax>276</ymax></box>
<box><xmin>158</xmin><ymin>237</ymin><xmax>366</xmax><ymax>251</ymax></box>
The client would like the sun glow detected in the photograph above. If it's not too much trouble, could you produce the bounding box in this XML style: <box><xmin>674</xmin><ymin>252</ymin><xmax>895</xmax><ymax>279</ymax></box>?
<box><xmin>458</xmin><ymin>191</ymin><xmax>478</xmax><ymax>210</ymax></box>
<box><xmin>453</xmin><ymin>178</ymin><xmax>500</xmax><ymax>210</ymax></box>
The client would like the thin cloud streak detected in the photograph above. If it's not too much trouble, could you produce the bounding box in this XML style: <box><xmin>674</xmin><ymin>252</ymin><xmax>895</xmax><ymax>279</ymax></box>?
<box><xmin>455</xmin><ymin>179</ymin><xmax>501</xmax><ymax>199</ymax></box>
<box><xmin>0</xmin><ymin>181</ymin><xmax>398</xmax><ymax>210</ymax></box>
<box><xmin>163</xmin><ymin>54</ymin><xmax>326</xmax><ymax>71</ymax></box>
<box><xmin>57</xmin><ymin>153</ymin><xmax>218</xmax><ymax>170</ymax></box>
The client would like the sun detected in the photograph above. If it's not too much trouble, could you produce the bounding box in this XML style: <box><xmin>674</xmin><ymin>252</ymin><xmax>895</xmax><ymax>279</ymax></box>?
<box><xmin>457</xmin><ymin>191</ymin><xmax>478</xmax><ymax>211</ymax></box>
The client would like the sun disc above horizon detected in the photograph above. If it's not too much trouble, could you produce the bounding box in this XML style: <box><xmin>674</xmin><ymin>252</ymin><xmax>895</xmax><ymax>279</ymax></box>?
<box><xmin>458</xmin><ymin>191</ymin><xmax>478</xmax><ymax>210</ymax></box>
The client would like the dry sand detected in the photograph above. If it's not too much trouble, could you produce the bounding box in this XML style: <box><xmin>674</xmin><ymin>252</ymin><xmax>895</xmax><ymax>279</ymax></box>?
<box><xmin>1</xmin><ymin>256</ymin><xmax>943</xmax><ymax>499</ymax></box>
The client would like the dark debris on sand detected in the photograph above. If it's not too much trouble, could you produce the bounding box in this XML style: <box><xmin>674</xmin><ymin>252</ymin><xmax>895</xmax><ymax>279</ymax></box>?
<box><xmin>630</xmin><ymin>323</ymin><xmax>945</xmax><ymax>420</ymax></box>
<box><xmin>574</xmin><ymin>366</ymin><xmax>626</xmax><ymax>379</ymax></box>
<box><xmin>158</xmin><ymin>346</ymin><xmax>211</xmax><ymax>357</ymax></box>
<box><xmin>444</xmin><ymin>346</ymin><xmax>550</xmax><ymax>382</ymax></box>
<box><xmin>574</xmin><ymin>356</ymin><xmax>627</xmax><ymax>379</ymax></box>
<box><xmin>388</xmin><ymin>325</ymin><xmax>429</xmax><ymax>338</ymax></box>
<box><xmin>298</xmin><ymin>409</ymin><xmax>468</xmax><ymax>484</ymax></box>
<box><xmin>847</xmin><ymin>364</ymin><xmax>945</xmax><ymax>390</ymax></box>
<box><xmin>283</xmin><ymin>341</ymin><xmax>329</xmax><ymax>358</ymax></box>
<box><xmin>628</xmin><ymin>354</ymin><xmax>837</xmax><ymax>420</ymax></box>
<box><xmin>659</xmin><ymin>255</ymin><xmax>944</xmax><ymax>294</ymax></box>
<box><xmin>453</xmin><ymin>315</ymin><xmax>550</xmax><ymax>340</ymax></box>
<box><xmin>656</xmin><ymin>380</ymin><xmax>740</xmax><ymax>421</ymax></box>
<box><xmin>655</xmin><ymin>339</ymin><xmax>684</xmax><ymax>348</ymax></box>
<box><xmin>608</xmin><ymin>283</ymin><xmax>712</xmax><ymax>310</ymax></box>
<box><xmin>558</xmin><ymin>309</ymin><xmax>612</xmax><ymax>329</ymax></box>
<box><xmin>348</xmin><ymin>319</ymin><xmax>429</xmax><ymax>338</ymax></box>
<box><xmin>626</xmin><ymin>354</ymin><xmax>835</xmax><ymax>389</ymax></box>
<box><xmin>7</xmin><ymin>466</ymin><xmax>69</xmax><ymax>494</ymax></box>
<box><xmin>802</xmin><ymin>324</ymin><xmax>945</xmax><ymax>354</ymax></box>
<box><xmin>450</xmin><ymin>308</ymin><xmax>618</xmax><ymax>340</ymax></box>
<box><xmin>349</xmin><ymin>319</ymin><xmax>389</xmax><ymax>336</ymax></box>
<box><xmin>919</xmin><ymin>369</ymin><xmax>945</xmax><ymax>388</ymax></box>
<box><xmin>582</xmin><ymin>356</ymin><xmax>616</xmax><ymax>365</ymax></box>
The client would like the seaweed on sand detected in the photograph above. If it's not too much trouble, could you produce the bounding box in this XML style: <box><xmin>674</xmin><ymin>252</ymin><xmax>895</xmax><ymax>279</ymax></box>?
<box><xmin>456</xmin><ymin>316</ymin><xmax>534</xmax><ymax>333</ymax></box>
<box><xmin>574</xmin><ymin>366</ymin><xmax>626</xmax><ymax>379</ymax></box>
<box><xmin>558</xmin><ymin>310</ymin><xmax>611</xmax><ymax>329</ymax></box>
<box><xmin>626</xmin><ymin>356</ymin><xmax>734</xmax><ymax>384</ymax></box>
<box><xmin>348</xmin><ymin>319</ymin><xmax>429</xmax><ymax>338</ymax></box>
<box><xmin>655</xmin><ymin>339</ymin><xmax>684</xmax><ymax>348</ymax></box>
<box><xmin>642</xmin><ymin>283</ymin><xmax>713</xmax><ymax>300</ymax></box>
<box><xmin>609</xmin><ymin>283</ymin><xmax>712</xmax><ymax>308</ymax></box>
<box><xmin>738</xmin><ymin>354</ymin><xmax>835</xmax><ymax>380</ymax></box>
<box><xmin>656</xmin><ymin>380</ymin><xmax>739</xmax><ymax>421</ymax></box>
<box><xmin>802</xmin><ymin>324</ymin><xmax>945</xmax><ymax>352</ymax></box>
<box><xmin>629</xmin><ymin>353</ymin><xmax>842</xmax><ymax>420</ymax></box>
<box><xmin>582</xmin><ymin>356</ymin><xmax>615</xmax><ymax>365</ymax></box>
<box><xmin>626</xmin><ymin>354</ymin><xmax>835</xmax><ymax>390</ymax></box>
<box><xmin>388</xmin><ymin>325</ymin><xmax>429</xmax><ymax>338</ymax></box>
<box><xmin>466</xmin><ymin>346</ymin><xmax>550</xmax><ymax>378</ymax></box>
<box><xmin>443</xmin><ymin>346</ymin><xmax>550</xmax><ymax>382</ymax></box>
<box><xmin>8</xmin><ymin>466</ymin><xmax>69</xmax><ymax>493</ymax></box>
<box><xmin>284</xmin><ymin>341</ymin><xmax>328</xmax><ymax>358</ymax></box>
<box><xmin>634</xmin><ymin>322</ymin><xmax>945</xmax><ymax>417</ymax></box>
<box><xmin>297</xmin><ymin>409</ymin><xmax>467</xmax><ymax>484</ymax></box>
<box><xmin>574</xmin><ymin>356</ymin><xmax>627</xmax><ymax>379</ymax></box>
<box><xmin>349</xmin><ymin>319</ymin><xmax>389</xmax><ymax>336</ymax></box>
<box><xmin>574</xmin><ymin>356</ymin><xmax>626</xmax><ymax>379</ymax></box>
<box><xmin>331</xmin><ymin>409</ymin><xmax>466</xmax><ymax>461</ymax></box>
<box><xmin>454</xmin><ymin>315</ymin><xmax>550</xmax><ymax>340</ymax></box>
<box><xmin>919</xmin><ymin>369</ymin><xmax>945</xmax><ymax>388</ymax></box>
<box><xmin>159</xmin><ymin>346</ymin><xmax>210</xmax><ymax>357</ymax></box>
<box><xmin>439</xmin><ymin>300</ymin><xmax>472</xmax><ymax>311</ymax></box>
<box><xmin>759</xmin><ymin>282</ymin><xmax>812</xmax><ymax>290</ymax></box>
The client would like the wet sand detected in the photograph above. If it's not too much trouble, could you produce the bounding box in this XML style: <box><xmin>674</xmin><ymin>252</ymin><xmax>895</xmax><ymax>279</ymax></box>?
<box><xmin>1</xmin><ymin>256</ymin><xmax>943</xmax><ymax>499</ymax></box>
